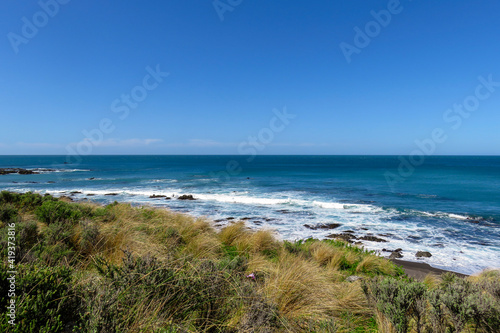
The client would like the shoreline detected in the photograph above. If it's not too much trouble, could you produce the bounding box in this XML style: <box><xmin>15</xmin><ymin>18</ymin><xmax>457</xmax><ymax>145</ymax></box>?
<box><xmin>2</xmin><ymin>189</ymin><xmax>492</xmax><ymax>277</ymax></box>
<box><xmin>390</xmin><ymin>258</ymin><xmax>468</xmax><ymax>280</ymax></box>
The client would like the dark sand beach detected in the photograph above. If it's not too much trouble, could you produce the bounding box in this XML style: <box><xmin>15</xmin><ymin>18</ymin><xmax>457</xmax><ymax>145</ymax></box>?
<box><xmin>391</xmin><ymin>258</ymin><xmax>468</xmax><ymax>280</ymax></box>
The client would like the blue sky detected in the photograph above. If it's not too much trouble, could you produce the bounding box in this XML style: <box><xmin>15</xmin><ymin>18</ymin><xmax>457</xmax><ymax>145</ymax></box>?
<box><xmin>1</xmin><ymin>0</ymin><xmax>499</xmax><ymax>155</ymax></box>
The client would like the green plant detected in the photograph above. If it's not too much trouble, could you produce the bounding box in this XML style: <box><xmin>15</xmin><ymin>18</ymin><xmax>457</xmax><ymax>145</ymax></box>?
<box><xmin>35</xmin><ymin>201</ymin><xmax>82</xmax><ymax>224</ymax></box>
<box><xmin>0</xmin><ymin>262</ymin><xmax>79</xmax><ymax>332</ymax></box>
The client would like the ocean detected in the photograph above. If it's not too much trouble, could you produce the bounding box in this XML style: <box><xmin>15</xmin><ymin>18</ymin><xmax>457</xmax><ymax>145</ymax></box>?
<box><xmin>1</xmin><ymin>155</ymin><xmax>499</xmax><ymax>274</ymax></box>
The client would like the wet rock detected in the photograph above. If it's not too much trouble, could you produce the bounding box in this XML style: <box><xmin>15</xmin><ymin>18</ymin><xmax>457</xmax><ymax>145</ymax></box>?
<box><xmin>149</xmin><ymin>194</ymin><xmax>167</xmax><ymax>198</ymax></box>
<box><xmin>389</xmin><ymin>252</ymin><xmax>403</xmax><ymax>259</ymax></box>
<box><xmin>0</xmin><ymin>168</ymin><xmax>46</xmax><ymax>175</ymax></box>
<box><xmin>88</xmin><ymin>177</ymin><xmax>96</xmax><ymax>180</ymax></box>
<box><xmin>226</xmin><ymin>217</ymin><xmax>235</xmax><ymax>220</ymax></box>
<box><xmin>344</xmin><ymin>230</ymin><xmax>355</xmax><ymax>233</ymax></box>
<box><xmin>359</xmin><ymin>235</ymin><xmax>387</xmax><ymax>243</ymax></box>
<box><xmin>165</xmin><ymin>197</ymin><xmax>171</xmax><ymax>200</ymax></box>
<box><xmin>70</xmin><ymin>191</ymin><xmax>82</xmax><ymax>194</ymax></box>
<box><xmin>326</xmin><ymin>233</ymin><xmax>357</xmax><ymax>243</ymax></box>
<box><xmin>59</xmin><ymin>196</ymin><xmax>73</xmax><ymax>202</ymax></box>
<box><xmin>178</xmin><ymin>194</ymin><xmax>195</xmax><ymax>200</ymax></box>
<box><xmin>214</xmin><ymin>219</ymin><xmax>225</xmax><ymax>222</ymax></box>
<box><xmin>416</xmin><ymin>251</ymin><xmax>432</xmax><ymax>258</ymax></box>
<box><xmin>87</xmin><ymin>194</ymin><xmax>96</xmax><ymax>196</ymax></box>
<box><xmin>304</xmin><ymin>223</ymin><xmax>341</xmax><ymax>230</ymax></box>
<box><xmin>241</xmin><ymin>217</ymin><xmax>252</xmax><ymax>221</ymax></box>
<box><xmin>277</xmin><ymin>209</ymin><xmax>291</xmax><ymax>214</ymax></box>
<box><xmin>105</xmin><ymin>193</ymin><xmax>119</xmax><ymax>196</ymax></box>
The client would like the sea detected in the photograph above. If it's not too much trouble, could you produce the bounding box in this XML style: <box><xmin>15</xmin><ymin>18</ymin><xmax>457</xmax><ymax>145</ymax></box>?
<box><xmin>1</xmin><ymin>155</ymin><xmax>499</xmax><ymax>275</ymax></box>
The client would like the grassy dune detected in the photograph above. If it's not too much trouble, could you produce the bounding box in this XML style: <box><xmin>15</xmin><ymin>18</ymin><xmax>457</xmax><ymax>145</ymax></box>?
<box><xmin>0</xmin><ymin>191</ymin><xmax>498</xmax><ymax>332</ymax></box>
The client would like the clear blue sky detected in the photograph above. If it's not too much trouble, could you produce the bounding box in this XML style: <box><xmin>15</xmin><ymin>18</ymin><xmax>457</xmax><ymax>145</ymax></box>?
<box><xmin>1</xmin><ymin>0</ymin><xmax>499</xmax><ymax>155</ymax></box>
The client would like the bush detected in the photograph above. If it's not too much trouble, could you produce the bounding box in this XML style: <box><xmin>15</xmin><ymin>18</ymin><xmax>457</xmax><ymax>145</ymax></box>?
<box><xmin>0</xmin><ymin>203</ymin><xmax>18</xmax><ymax>223</ymax></box>
<box><xmin>0</xmin><ymin>262</ymin><xmax>80</xmax><ymax>332</ymax></box>
<box><xmin>363</xmin><ymin>277</ymin><xmax>426</xmax><ymax>333</ymax></box>
<box><xmin>35</xmin><ymin>201</ymin><xmax>82</xmax><ymax>224</ymax></box>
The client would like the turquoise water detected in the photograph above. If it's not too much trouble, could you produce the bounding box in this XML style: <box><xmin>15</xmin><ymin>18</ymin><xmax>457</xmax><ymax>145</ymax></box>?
<box><xmin>1</xmin><ymin>155</ymin><xmax>499</xmax><ymax>274</ymax></box>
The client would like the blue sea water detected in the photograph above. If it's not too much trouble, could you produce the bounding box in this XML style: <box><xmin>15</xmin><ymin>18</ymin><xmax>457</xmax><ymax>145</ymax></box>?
<box><xmin>1</xmin><ymin>155</ymin><xmax>499</xmax><ymax>274</ymax></box>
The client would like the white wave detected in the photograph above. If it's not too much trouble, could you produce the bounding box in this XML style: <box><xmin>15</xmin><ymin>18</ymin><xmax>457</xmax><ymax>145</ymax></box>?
<box><xmin>312</xmin><ymin>201</ymin><xmax>346</xmax><ymax>209</ymax></box>
<box><xmin>448</xmin><ymin>213</ymin><xmax>469</xmax><ymax>220</ymax></box>
<box><xmin>196</xmin><ymin>193</ymin><xmax>293</xmax><ymax>205</ymax></box>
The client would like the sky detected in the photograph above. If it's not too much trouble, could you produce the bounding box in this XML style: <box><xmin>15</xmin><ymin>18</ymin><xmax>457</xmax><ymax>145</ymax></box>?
<box><xmin>1</xmin><ymin>0</ymin><xmax>500</xmax><ymax>155</ymax></box>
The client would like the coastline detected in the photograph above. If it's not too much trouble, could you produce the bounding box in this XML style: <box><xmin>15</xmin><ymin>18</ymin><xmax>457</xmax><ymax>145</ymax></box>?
<box><xmin>390</xmin><ymin>258</ymin><xmax>468</xmax><ymax>280</ymax></box>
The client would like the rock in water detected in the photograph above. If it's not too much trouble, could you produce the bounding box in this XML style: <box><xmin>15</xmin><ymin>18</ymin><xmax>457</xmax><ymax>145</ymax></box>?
<box><xmin>416</xmin><ymin>251</ymin><xmax>432</xmax><ymax>258</ymax></box>
<box><xmin>178</xmin><ymin>194</ymin><xmax>195</xmax><ymax>200</ymax></box>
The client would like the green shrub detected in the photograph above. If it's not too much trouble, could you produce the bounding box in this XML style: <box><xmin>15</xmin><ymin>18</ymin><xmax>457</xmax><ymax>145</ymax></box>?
<box><xmin>363</xmin><ymin>277</ymin><xmax>426</xmax><ymax>333</ymax></box>
<box><xmin>0</xmin><ymin>203</ymin><xmax>18</xmax><ymax>223</ymax></box>
<box><xmin>0</xmin><ymin>262</ymin><xmax>80</xmax><ymax>332</ymax></box>
<box><xmin>35</xmin><ymin>201</ymin><xmax>82</xmax><ymax>224</ymax></box>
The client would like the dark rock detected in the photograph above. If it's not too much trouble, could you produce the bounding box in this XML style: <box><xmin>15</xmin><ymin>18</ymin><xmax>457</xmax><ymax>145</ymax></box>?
<box><xmin>344</xmin><ymin>230</ymin><xmax>355</xmax><ymax>233</ymax></box>
<box><xmin>47</xmin><ymin>181</ymin><xmax>56</xmax><ymax>183</ymax></box>
<box><xmin>87</xmin><ymin>194</ymin><xmax>95</xmax><ymax>196</ymax></box>
<box><xmin>178</xmin><ymin>194</ymin><xmax>195</xmax><ymax>200</ymax></box>
<box><xmin>304</xmin><ymin>223</ymin><xmax>341</xmax><ymax>230</ymax></box>
<box><xmin>18</xmin><ymin>169</ymin><xmax>38</xmax><ymax>175</ymax></box>
<box><xmin>241</xmin><ymin>217</ymin><xmax>252</xmax><ymax>221</ymax></box>
<box><xmin>277</xmin><ymin>209</ymin><xmax>291</xmax><ymax>214</ymax></box>
<box><xmin>214</xmin><ymin>219</ymin><xmax>225</xmax><ymax>222</ymax></box>
<box><xmin>149</xmin><ymin>194</ymin><xmax>167</xmax><ymax>198</ymax></box>
<box><xmin>389</xmin><ymin>252</ymin><xmax>403</xmax><ymax>259</ymax></box>
<box><xmin>416</xmin><ymin>251</ymin><xmax>432</xmax><ymax>258</ymax></box>
<box><xmin>0</xmin><ymin>168</ymin><xmax>44</xmax><ymax>175</ymax></box>
<box><xmin>70</xmin><ymin>191</ymin><xmax>82</xmax><ymax>194</ymax></box>
<box><xmin>359</xmin><ymin>235</ymin><xmax>388</xmax><ymax>243</ymax></box>
<box><xmin>88</xmin><ymin>177</ymin><xmax>96</xmax><ymax>180</ymax></box>
<box><xmin>165</xmin><ymin>197</ymin><xmax>171</xmax><ymax>200</ymax></box>
<box><xmin>59</xmin><ymin>196</ymin><xmax>73</xmax><ymax>202</ymax></box>
<box><xmin>105</xmin><ymin>193</ymin><xmax>119</xmax><ymax>196</ymax></box>
<box><xmin>226</xmin><ymin>217</ymin><xmax>235</xmax><ymax>220</ymax></box>
<box><xmin>395</xmin><ymin>248</ymin><xmax>403</xmax><ymax>252</ymax></box>
<box><xmin>326</xmin><ymin>233</ymin><xmax>358</xmax><ymax>243</ymax></box>
<box><xmin>252</xmin><ymin>221</ymin><xmax>263</xmax><ymax>225</ymax></box>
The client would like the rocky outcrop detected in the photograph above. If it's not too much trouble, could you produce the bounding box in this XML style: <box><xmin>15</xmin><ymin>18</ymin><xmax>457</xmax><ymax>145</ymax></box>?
<box><xmin>304</xmin><ymin>223</ymin><xmax>342</xmax><ymax>230</ymax></box>
<box><xmin>416</xmin><ymin>251</ymin><xmax>432</xmax><ymax>258</ymax></box>
<box><xmin>178</xmin><ymin>194</ymin><xmax>195</xmax><ymax>200</ymax></box>
<box><xmin>149</xmin><ymin>194</ymin><xmax>167</xmax><ymax>198</ymax></box>
<box><xmin>359</xmin><ymin>235</ymin><xmax>387</xmax><ymax>243</ymax></box>
<box><xmin>326</xmin><ymin>233</ymin><xmax>357</xmax><ymax>243</ymax></box>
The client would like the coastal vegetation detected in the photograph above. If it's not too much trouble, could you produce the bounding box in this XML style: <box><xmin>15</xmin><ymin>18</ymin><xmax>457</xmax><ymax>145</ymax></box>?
<box><xmin>0</xmin><ymin>191</ymin><xmax>498</xmax><ymax>332</ymax></box>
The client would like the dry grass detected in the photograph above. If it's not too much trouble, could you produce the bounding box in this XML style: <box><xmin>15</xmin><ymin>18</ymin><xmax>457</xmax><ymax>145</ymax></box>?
<box><xmin>261</xmin><ymin>253</ymin><xmax>336</xmax><ymax>321</ymax></box>
<box><xmin>356</xmin><ymin>255</ymin><xmax>397</xmax><ymax>276</ymax></box>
